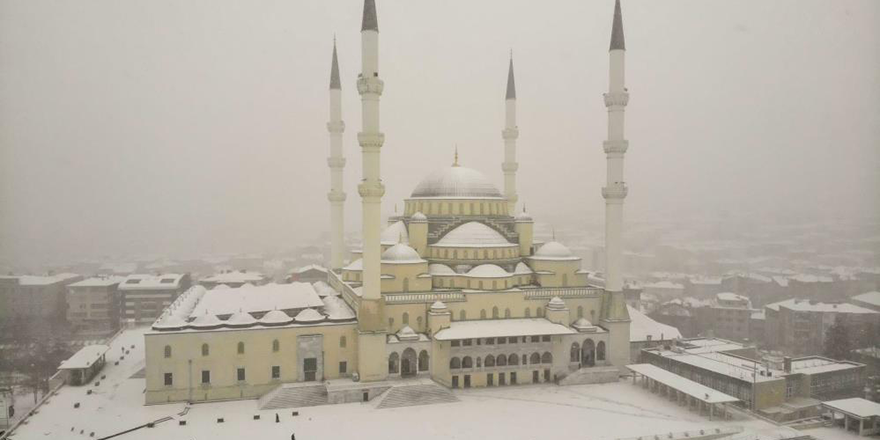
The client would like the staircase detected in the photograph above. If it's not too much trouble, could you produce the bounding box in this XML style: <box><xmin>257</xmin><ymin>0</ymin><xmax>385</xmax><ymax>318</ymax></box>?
<box><xmin>258</xmin><ymin>384</ymin><xmax>328</xmax><ymax>410</ymax></box>
<box><xmin>375</xmin><ymin>382</ymin><xmax>459</xmax><ymax>409</ymax></box>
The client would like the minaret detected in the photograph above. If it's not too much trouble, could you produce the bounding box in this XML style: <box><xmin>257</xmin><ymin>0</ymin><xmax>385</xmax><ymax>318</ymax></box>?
<box><xmin>327</xmin><ymin>38</ymin><xmax>346</xmax><ymax>271</ymax></box>
<box><xmin>502</xmin><ymin>55</ymin><xmax>519</xmax><ymax>214</ymax></box>
<box><xmin>355</xmin><ymin>0</ymin><xmax>388</xmax><ymax>382</ymax></box>
<box><xmin>599</xmin><ymin>0</ymin><xmax>631</xmax><ymax>371</ymax></box>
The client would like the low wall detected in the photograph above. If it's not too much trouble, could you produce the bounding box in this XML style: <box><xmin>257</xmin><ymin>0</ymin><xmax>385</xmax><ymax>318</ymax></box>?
<box><xmin>559</xmin><ymin>366</ymin><xmax>620</xmax><ymax>386</ymax></box>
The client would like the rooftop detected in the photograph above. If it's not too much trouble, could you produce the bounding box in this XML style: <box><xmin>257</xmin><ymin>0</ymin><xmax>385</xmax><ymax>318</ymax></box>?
<box><xmin>68</xmin><ymin>276</ymin><xmax>125</xmax><ymax>288</ymax></box>
<box><xmin>58</xmin><ymin>344</ymin><xmax>110</xmax><ymax>370</ymax></box>
<box><xmin>410</xmin><ymin>165</ymin><xmax>503</xmax><ymax>200</ymax></box>
<box><xmin>434</xmin><ymin>318</ymin><xmax>575</xmax><ymax>341</ymax></box>
<box><xmin>118</xmin><ymin>273</ymin><xmax>186</xmax><ymax>290</ymax></box>
<box><xmin>765</xmin><ymin>298</ymin><xmax>878</xmax><ymax>314</ymax></box>
<box><xmin>852</xmin><ymin>291</ymin><xmax>880</xmax><ymax>308</ymax></box>
<box><xmin>191</xmin><ymin>282</ymin><xmax>324</xmax><ymax>318</ymax></box>
<box><xmin>627</xmin><ymin>305</ymin><xmax>682</xmax><ymax>342</ymax></box>
<box><xmin>821</xmin><ymin>398</ymin><xmax>880</xmax><ymax>419</ymax></box>
<box><xmin>200</xmin><ymin>270</ymin><xmax>266</xmax><ymax>284</ymax></box>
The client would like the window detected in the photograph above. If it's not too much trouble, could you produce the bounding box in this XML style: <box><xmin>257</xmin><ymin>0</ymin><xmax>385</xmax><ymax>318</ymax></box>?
<box><xmin>542</xmin><ymin>352</ymin><xmax>553</xmax><ymax>364</ymax></box>
<box><xmin>272</xmin><ymin>339</ymin><xmax>280</xmax><ymax>352</ymax></box>
<box><xmin>476</xmin><ymin>357</ymin><xmax>482</xmax><ymax>368</ymax></box>
<box><xmin>498</xmin><ymin>337</ymin><xmax>506</xmax><ymax>345</ymax></box>
<box><xmin>597</xmin><ymin>341</ymin><xmax>606</xmax><ymax>361</ymax></box>
<box><xmin>237</xmin><ymin>342</ymin><xmax>245</xmax><ymax>354</ymax></box>
<box><xmin>459</xmin><ymin>310</ymin><xmax>466</xmax><ymax>320</ymax></box>
<box><xmin>389</xmin><ymin>317</ymin><xmax>395</xmax><ymax>327</ymax></box>
<box><xmin>508</xmin><ymin>337</ymin><xmax>517</xmax><ymax>344</ymax></box>
<box><xmin>272</xmin><ymin>366</ymin><xmax>281</xmax><ymax>379</ymax></box>
<box><xmin>340</xmin><ymin>361</ymin><xmax>348</xmax><ymax>374</ymax></box>
<box><xmin>485</xmin><ymin>338</ymin><xmax>495</xmax><ymax>345</ymax></box>
<box><xmin>237</xmin><ymin>367</ymin><xmax>246</xmax><ymax>382</ymax></box>
<box><xmin>478</xmin><ymin>280</ymin><xmax>483</xmax><ymax>290</ymax></box>
<box><xmin>462</xmin><ymin>356</ymin><xmax>473</xmax><ymax>368</ymax></box>
<box><xmin>562</xmin><ymin>274</ymin><xmax>568</xmax><ymax>287</ymax></box>
<box><xmin>164</xmin><ymin>345</ymin><xmax>172</xmax><ymax>358</ymax></box>
<box><xmin>452</xmin><ymin>340</ymin><xmax>461</xmax><ymax>347</ymax></box>
<box><xmin>480</xmin><ymin>309</ymin><xmax>487</xmax><ymax>319</ymax></box>
<box><xmin>492</xmin><ymin>306</ymin><xmax>499</xmax><ymax>318</ymax></box>
<box><xmin>508</xmin><ymin>354</ymin><xmax>519</xmax><ymax>366</ymax></box>
<box><xmin>505</xmin><ymin>308</ymin><xmax>511</xmax><ymax>318</ymax></box>
<box><xmin>201</xmin><ymin>343</ymin><xmax>209</xmax><ymax>356</ymax></box>
<box><xmin>462</xmin><ymin>339</ymin><xmax>473</xmax><ymax>346</ymax></box>
<box><xmin>530</xmin><ymin>352</ymin><xmax>541</xmax><ymax>364</ymax></box>
<box><xmin>525</xmin><ymin>308</ymin><xmax>531</xmax><ymax>318</ymax></box>
<box><xmin>497</xmin><ymin>354</ymin><xmax>507</xmax><ymax>367</ymax></box>
<box><xmin>418</xmin><ymin>350</ymin><xmax>429</xmax><ymax>372</ymax></box>
<box><xmin>402</xmin><ymin>312</ymin><xmax>409</xmax><ymax>325</ymax></box>
<box><xmin>389</xmin><ymin>353</ymin><xmax>400</xmax><ymax>374</ymax></box>
<box><xmin>530</xmin><ymin>336</ymin><xmax>540</xmax><ymax>343</ymax></box>
<box><xmin>542</xmin><ymin>335</ymin><xmax>551</xmax><ymax>342</ymax></box>
<box><xmin>201</xmin><ymin>370</ymin><xmax>211</xmax><ymax>384</ymax></box>
<box><xmin>485</xmin><ymin>355</ymin><xmax>496</xmax><ymax>367</ymax></box>
<box><xmin>164</xmin><ymin>372</ymin><xmax>173</xmax><ymax>386</ymax></box>
<box><xmin>340</xmin><ymin>336</ymin><xmax>347</xmax><ymax>348</ymax></box>
<box><xmin>450</xmin><ymin>357</ymin><xmax>461</xmax><ymax>369</ymax></box>
<box><xmin>537</xmin><ymin>307</ymin><xmax>544</xmax><ymax>317</ymax></box>
<box><xmin>403</xmin><ymin>278</ymin><xmax>409</xmax><ymax>292</ymax></box>
<box><xmin>578</xmin><ymin>306</ymin><xmax>584</xmax><ymax>318</ymax></box>
<box><xmin>417</xmin><ymin>316</ymin><xmax>423</xmax><ymax>328</ymax></box>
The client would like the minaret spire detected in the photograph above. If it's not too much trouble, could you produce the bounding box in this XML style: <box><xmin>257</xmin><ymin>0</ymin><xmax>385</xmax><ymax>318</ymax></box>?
<box><xmin>327</xmin><ymin>37</ymin><xmax>346</xmax><ymax>270</ymax></box>
<box><xmin>502</xmin><ymin>53</ymin><xmax>520</xmax><ymax>214</ymax></box>
<box><xmin>610</xmin><ymin>0</ymin><xmax>626</xmax><ymax>51</ymax></box>
<box><xmin>362</xmin><ymin>0</ymin><xmax>378</xmax><ymax>32</ymax></box>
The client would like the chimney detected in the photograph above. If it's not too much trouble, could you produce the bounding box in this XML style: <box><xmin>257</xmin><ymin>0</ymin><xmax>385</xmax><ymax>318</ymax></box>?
<box><xmin>783</xmin><ymin>356</ymin><xmax>792</xmax><ymax>373</ymax></box>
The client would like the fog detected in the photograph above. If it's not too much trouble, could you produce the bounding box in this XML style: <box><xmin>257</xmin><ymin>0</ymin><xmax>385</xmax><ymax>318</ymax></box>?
<box><xmin>1</xmin><ymin>0</ymin><xmax>878</xmax><ymax>267</ymax></box>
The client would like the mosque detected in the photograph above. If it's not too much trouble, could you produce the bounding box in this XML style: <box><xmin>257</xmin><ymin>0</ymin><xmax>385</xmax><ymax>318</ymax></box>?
<box><xmin>143</xmin><ymin>0</ymin><xmax>633</xmax><ymax>405</ymax></box>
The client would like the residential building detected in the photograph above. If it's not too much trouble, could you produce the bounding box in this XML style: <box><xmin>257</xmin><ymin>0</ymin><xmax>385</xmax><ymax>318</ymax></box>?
<box><xmin>764</xmin><ymin>299</ymin><xmax>880</xmax><ymax>356</ymax></box>
<box><xmin>852</xmin><ymin>291</ymin><xmax>880</xmax><ymax>312</ymax></box>
<box><xmin>66</xmin><ymin>276</ymin><xmax>125</xmax><ymax>335</ymax></box>
<box><xmin>199</xmin><ymin>270</ymin><xmax>268</xmax><ymax>289</ymax></box>
<box><xmin>0</xmin><ymin>273</ymin><xmax>82</xmax><ymax>326</ymax></box>
<box><xmin>118</xmin><ymin>273</ymin><xmax>191</xmax><ymax>326</ymax></box>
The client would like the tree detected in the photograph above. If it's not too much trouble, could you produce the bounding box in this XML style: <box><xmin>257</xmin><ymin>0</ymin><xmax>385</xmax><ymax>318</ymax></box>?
<box><xmin>823</xmin><ymin>317</ymin><xmax>853</xmax><ymax>361</ymax></box>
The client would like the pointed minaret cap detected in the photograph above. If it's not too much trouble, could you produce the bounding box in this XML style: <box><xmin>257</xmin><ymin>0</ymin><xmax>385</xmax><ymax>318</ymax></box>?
<box><xmin>505</xmin><ymin>54</ymin><xmax>516</xmax><ymax>100</ymax></box>
<box><xmin>362</xmin><ymin>0</ymin><xmax>378</xmax><ymax>32</ymax></box>
<box><xmin>610</xmin><ymin>0</ymin><xmax>626</xmax><ymax>51</ymax></box>
<box><xmin>330</xmin><ymin>37</ymin><xmax>341</xmax><ymax>90</ymax></box>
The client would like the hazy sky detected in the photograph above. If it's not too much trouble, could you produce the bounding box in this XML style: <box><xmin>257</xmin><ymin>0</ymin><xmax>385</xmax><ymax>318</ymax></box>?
<box><xmin>1</xmin><ymin>0</ymin><xmax>878</xmax><ymax>265</ymax></box>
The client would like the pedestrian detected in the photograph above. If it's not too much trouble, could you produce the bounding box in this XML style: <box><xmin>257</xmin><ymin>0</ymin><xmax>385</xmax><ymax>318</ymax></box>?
<box><xmin>275</xmin><ymin>413</ymin><xmax>280</xmax><ymax>423</ymax></box>
<box><xmin>291</xmin><ymin>433</ymin><xmax>296</xmax><ymax>440</ymax></box>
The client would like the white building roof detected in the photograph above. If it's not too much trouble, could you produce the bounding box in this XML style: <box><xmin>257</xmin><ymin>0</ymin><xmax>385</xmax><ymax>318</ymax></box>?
<box><xmin>290</xmin><ymin>264</ymin><xmax>328</xmax><ymax>275</ymax></box>
<box><xmin>852</xmin><ymin>291</ymin><xmax>880</xmax><ymax>308</ymax></box>
<box><xmin>381</xmin><ymin>243</ymin><xmax>424</xmax><ymax>264</ymax></box>
<box><xmin>821</xmin><ymin>398</ymin><xmax>880</xmax><ymax>419</ymax></box>
<box><xmin>434</xmin><ymin>318</ymin><xmax>575</xmax><ymax>341</ymax></box>
<box><xmin>765</xmin><ymin>298</ymin><xmax>877</xmax><ymax>314</ymax></box>
<box><xmin>514</xmin><ymin>262</ymin><xmax>533</xmax><ymax>274</ymax></box>
<box><xmin>627</xmin><ymin>364</ymin><xmax>739</xmax><ymax>405</ymax></box>
<box><xmin>435</xmin><ymin>222</ymin><xmax>513</xmax><ymax>248</ymax></box>
<box><xmin>7</xmin><ymin>273</ymin><xmax>81</xmax><ymax>286</ymax></box>
<box><xmin>68</xmin><ymin>276</ymin><xmax>125</xmax><ymax>288</ymax></box>
<box><xmin>118</xmin><ymin>273</ymin><xmax>186</xmax><ymax>290</ymax></box>
<box><xmin>201</xmin><ymin>271</ymin><xmax>265</xmax><ymax>284</ymax></box>
<box><xmin>788</xmin><ymin>273</ymin><xmax>833</xmax><ymax>283</ymax></box>
<box><xmin>429</xmin><ymin>264</ymin><xmax>456</xmax><ymax>275</ymax></box>
<box><xmin>644</xmin><ymin>281</ymin><xmax>685</xmax><ymax>290</ymax></box>
<box><xmin>627</xmin><ymin>305</ymin><xmax>682</xmax><ymax>342</ymax></box>
<box><xmin>190</xmin><ymin>283</ymin><xmax>324</xmax><ymax>318</ymax></box>
<box><xmin>59</xmin><ymin>345</ymin><xmax>110</xmax><ymax>370</ymax></box>
<box><xmin>381</xmin><ymin>221</ymin><xmax>409</xmax><ymax>245</ymax></box>
<box><xmin>790</xmin><ymin>357</ymin><xmax>863</xmax><ymax>375</ymax></box>
<box><xmin>716</xmin><ymin>292</ymin><xmax>749</xmax><ymax>302</ymax></box>
<box><xmin>466</xmin><ymin>264</ymin><xmax>510</xmax><ymax>278</ymax></box>
<box><xmin>410</xmin><ymin>165</ymin><xmax>504</xmax><ymax>199</ymax></box>
<box><xmin>531</xmin><ymin>241</ymin><xmax>578</xmax><ymax>261</ymax></box>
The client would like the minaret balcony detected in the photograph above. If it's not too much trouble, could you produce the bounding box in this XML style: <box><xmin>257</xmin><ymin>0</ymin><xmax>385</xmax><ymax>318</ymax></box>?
<box><xmin>603</xmin><ymin>91</ymin><xmax>629</xmax><ymax>108</ymax></box>
<box><xmin>603</xmin><ymin>140</ymin><xmax>629</xmax><ymax>155</ymax></box>
<box><xmin>601</xmin><ymin>182</ymin><xmax>628</xmax><ymax>200</ymax></box>
<box><xmin>356</xmin><ymin>76</ymin><xmax>384</xmax><ymax>96</ymax></box>
<box><xmin>327</xmin><ymin>157</ymin><xmax>346</xmax><ymax>168</ymax></box>
<box><xmin>358</xmin><ymin>181</ymin><xmax>386</xmax><ymax>198</ymax></box>
<box><xmin>326</xmin><ymin>121</ymin><xmax>345</xmax><ymax>133</ymax></box>
<box><xmin>327</xmin><ymin>191</ymin><xmax>347</xmax><ymax>202</ymax></box>
<box><xmin>502</xmin><ymin>127</ymin><xmax>519</xmax><ymax>140</ymax></box>
<box><xmin>357</xmin><ymin>132</ymin><xmax>385</xmax><ymax>149</ymax></box>
<box><xmin>501</xmin><ymin>162</ymin><xmax>519</xmax><ymax>173</ymax></box>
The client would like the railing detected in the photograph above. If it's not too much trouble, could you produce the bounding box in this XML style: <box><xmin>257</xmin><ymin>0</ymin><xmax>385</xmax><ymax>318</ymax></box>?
<box><xmin>614</xmin><ymin>426</ymin><xmax>743</xmax><ymax>440</ymax></box>
<box><xmin>327</xmin><ymin>270</ymin><xmax>360</xmax><ymax>307</ymax></box>
<box><xmin>522</xmin><ymin>287</ymin><xmax>603</xmax><ymax>300</ymax></box>
<box><xmin>384</xmin><ymin>291</ymin><xmax>466</xmax><ymax>304</ymax></box>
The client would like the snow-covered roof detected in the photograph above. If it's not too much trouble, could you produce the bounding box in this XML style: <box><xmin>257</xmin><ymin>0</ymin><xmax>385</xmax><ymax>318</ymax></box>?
<box><xmin>294</xmin><ymin>308</ymin><xmax>325</xmax><ymax>323</ymax></box>
<box><xmin>514</xmin><ymin>262</ymin><xmax>533</xmax><ymax>275</ymax></box>
<box><xmin>627</xmin><ymin>305</ymin><xmax>682</xmax><ymax>342</ymax></box>
<box><xmin>5</xmin><ymin>273</ymin><xmax>81</xmax><ymax>286</ymax></box>
<box><xmin>190</xmin><ymin>283</ymin><xmax>324</xmax><ymax>318</ymax></box>
<box><xmin>716</xmin><ymin>292</ymin><xmax>749</xmax><ymax>303</ymax></box>
<box><xmin>260</xmin><ymin>309</ymin><xmax>294</xmax><ymax>326</ymax></box>
<box><xmin>381</xmin><ymin>221</ymin><xmax>409</xmax><ymax>245</ymax></box>
<box><xmin>201</xmin><ymin>271</ymin><xmax>265</xmax><ymax>284</ymax></box>
<box><xmin>410</xmin><ymin>211</ymin><xmax>427</xmax><ymax>221</ymax></box>
<box><xmin>852</xmin><ymin>291</ymin><xmax>880</xmax><ymax>308</ymax></box>
<box><xmin>514</xmin><ymin>210</ymin><xmax>533</xmax><ymax>222</ymax></box>
<box><xmin>118</xmin><ymin>273</ymin><xmax>186</xmax><ymax>290</ymax></box>
<box><xmin>821</xmin><ymin>398</ymin><xmax>880</xmax><ymax>419</ymax></box>
<box><xmin>344</xmin><ymin>258</ymin><xmax>363</xmax><ymax>271</ymax></box>
<box><xmin>435</xmin><ymin>222</ymin><xmax>513</xmax><ymax>248</ymax></box>
<box><xmin>434</xmin><ymin>318</ymin><xmax>575</xmax><ymax>340</ymax></box>
<box><xmin>656</xmin><ymin>350</ymin><xmax>781</xmax><ymax>383</ymax></box>
<box><xmin>396</xmin><ymin>325</ymin><xmax>419</xmax><ymax>341</ymax></box>
<box><xmin>410</xmin><ymin>165</ymin><xmax>504</xmax><ymax>199</ymax></box>
<box><xmin>226</xmin><ymin>310</ymin><xmax>258</xmax><ymax>327</ymax></box>
<box><xmin>788</xmin><ymin>273</ymin><xmax>833</xmax><ymax>283</ymax></box>
<box><xmin>190</xmin><ymin>312</ymin><xmax>224</xmax><ymax>329</ymax></box>
<box><xmin>429</xmin><ymin>263</ymin><xmax>456</xmax><ymax>275</ymax></box>
<box><xmin>789</xmin><ymin>356</ymin><xmax>862</xmax><ymax>375</ymax></box>
<box><xmin>466</xmin><ymin>264</ymin><xmax>510</xmax><ymax>278</ymax></box>
<box><xmin>644</xmin><ymin>281</ymin><xmax>684</xmax><ymax>290</ymax></box>
<box><xmin>381</xmin><ymin>243</ymin><xmax>424</xmax><ymax>264</ymax></box>
<box><xmin>626</xmin><ymin>364</ymin><xmax>739</xmax><ymax>404</ymax></box>
<box><xmin>59</xmin><ymin>345</ymin><xmax>110</xmax><ymax>370</ymax></box>
<box><xmin>765</xmin><ymin>298</ymin><xmax>877</xmax><ymax>314</ymax></box>
<box><xmin>531</xmin><ymin>241</ymin><xmax>578</xmax><ymax>260</ymax></box>
<box><xmin>312</xmin><ymin>281</ymin><xmax>339</xmax><ymax>297</ymax></box>
<box><xmin>323</xmin><ymin>296</ymin><xmax>356</xmax><ymax>321</ymax></box>
<box><xmin>290</xmin><ymin>264</ymin><xmax>328</xmax><ymax>275</ymax></box>
<box><xmin>688</xmin><ymin>277</ymin><xmax>721</xmax><ymax>285</ymax></box>
<box><xmin>68</xmin><ymin>276</ymin><xmax>125</xmax><ymax>288</ymax></box>
<box><xmin>430</xmin><ymin>301</ymin><xmax>448</xmax><ymax>312</ymax></box>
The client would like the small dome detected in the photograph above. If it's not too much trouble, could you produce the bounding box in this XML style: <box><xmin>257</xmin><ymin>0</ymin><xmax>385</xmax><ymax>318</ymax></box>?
<box><xmin>260</xmin><ymin>310</ymin><xmax>293</xmax><ymax>326</ymax></box>
<box><xmin>411</xmin><ymin>166</ymin><xmax>503</xmax><ymax>199</ymax></box>
<box><xmin>344</xmin><ymin>258</ymin><xmax>363</xmax><ymax>271</ymax></box>
<box><xmin>381</xmin><ymin>221</ymin><xmax>409</xmax><ymax>245</ymax></box>
<box><xmin>547</xmin><ymin>296</ymin><xmax>566</xmax><ymax>310</ymax></box>
<box><xmin>467</xmin><ymin>264</ymin><xmax>511</xmax><ymax>278</ymax></box>
<box><xmin>396</xmin><ymin>325</ymin><xmax>419</xmax><ymax>341</ymax></box>
<box><xmin>226</xmin><ymin>310</ymin><xmax>257</xmax><ymax>327</ymax></box>
<box><xmin>514</xmin><ymin>262</ymin><xmax>533</xmax><ymax>274</ymax></box>
<box><xmin>572</xmin><ymin>317</ymin><xmax>597</xmax><ymax>332</ymax></box>
<box><xmin>533</xmin><ymin>241</ymin><xmax>576</xmax><ymax>259</ymax></box>
<box><xmin>190</xmin><ymin>312</ymin><xmax>223</xmax><ymax>329</ymax></box>
<box><xmin>410</xmin><ymin>212</ymin><xmax>427</xmax><ymax>222</ymax></box>
<box><xmin>514</xmin><ymin>210</ymin><xmax>533</xmax><ymax>222</ymax></box>
<box><xmin>152</xmin><ymin>314</ymin><xmax>187</xmax><ymax>331</ymax></box>
<box><xmin>430</xmin><ymin>301</ymin><xmax>448</xmax><ymax>312</ymax></box>
<box><xmin>294</xmin><ymin>308</ymin><xmax>325</xmax><ymax>323</ymax></box>
<box><xmin>214</xmin><ymin>284</ymin><xmax>231</xmax><ymax>290</ymax></box>
<box><xmin>436</xmin><ymin>222</ymin><xmax>512</xmax><ymax>247</ymax></box>
<box><xmin>189</xmin><ymin>285</ymin><xmax>208</xmax><ymax>296</ymax></box>
<box><xmin>429</xmin><ymin>263</ymin><xmax>456</xmax><ymax>275</ymax></box>
<box><xmin>382</xmin><ymin>243</ymin><xmax>423</xmax><ymax>263</ymax></box>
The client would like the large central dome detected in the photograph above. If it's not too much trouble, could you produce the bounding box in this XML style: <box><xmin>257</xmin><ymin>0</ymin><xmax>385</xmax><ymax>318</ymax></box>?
<box><xmin>410</xmin><ymin>165</ymin><xmax>503</xmax><ymax>199</ymax></box>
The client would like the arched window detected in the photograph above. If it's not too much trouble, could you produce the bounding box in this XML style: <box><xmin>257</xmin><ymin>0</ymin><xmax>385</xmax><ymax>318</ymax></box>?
<box><xmin>542</xmin><ymin>352</ymin><xmax>553</xmax><ymax>364</ymax></box>
<box><xmin>237</xmin><ymin>342</ymin><xmax>245</xmax><ymax>355</ymax></box>
<box><xmin>459</xmin><ymin>310</ymin><xmax>466</xmax><ymax>321</ymax></box>
<box><xmin>402</xmin><ymin>312</ymin><xmax>409</xmax><ymax>325</ymax></box>
<box><xmin>478</xmin><ymin>280</ymin><xmax>484</xmax><ymax>290</ymax></box>
<box><xmin>419</xmin><ymin>350</ymin><xmax>429</xmax><ymax>372</ymax></box>
<box><xmin>492</xmin><ymin>306</ymin><xmax>499</xmax><ymax>318</ymax></box>
<box><xmin>524</xmin><ymin>308</ymin><xmax>531</xmax><ymax>318</ymax></box>
<box><xmin>537</xmin><ymin>307</ymin><xmax>544</xmax><ymax>317</ymax></box>
<box><xmin>462</xmin><ymin>356</ymin><xmax>473</xmax><ymax>368</ymax></box>
<box><xmin>340</xmin><ymin>336</ymin><xmax>347</xmax><ymax>348</ymax></box>
<box><xmin>597</xmin><ymin>341</ymin><xmax>606</xmax><ymax>361</ymax></box>
<box><xmin>416</xmin><ymin>316</ymin><xmax>423</xmax><ymax>329</ymax></box>
<box><xmin>201</xmin><ymin>343</ymin><xmax>209</xmax><ymax>357</ymax></box>
<box><xmin>485</xmin><ymin>355</ymin><xmax>496</xmax><ymax>367</ymax></box>
<box><xmin>272</xmin><ymin>339</ymin><xmax>280</xmax><ymax>352</ymax></box>
<box><xmin>504</xmin><ymin>308</ymin><xmax>511</xmax><ymax>318</ymax></box>
<box><xmin>508</xmin><ymin>354</ymin><xmax>519</xmax><ymax>366</ymax></box>
<box><xmin>583</xmin><ymin>339</ymin><xmax>596</xmax><ymax>366</ymax></box>
<box><xmin>570</xmin><ymin>342</ymin><xmax>580</xmax><ymax>362</ymax></box>
<box><xmin>403</xmin><ymin>278</ymin><xmax>409</xmax><ymax>292</ymax></box>
<box><xmin>530</xmin><ymin>352</ymin><xmax>541</xmax><ymax>365</ymax></box>
<box><xmin>480</xmin><ymin>309</ymin><xmax>487</xmax><ymax>319</ymax></box>
<box><xmin>450</xmin><ymin>357</ymin><xmax>461</xmax><ymax>370</ymax></box>
<box><xmin>577</xmin><ymin>306</ymin><xmax>584</xmax><ymax>318</ymax></box>
<box><xmin>389</xmin><ymin>352</ymin><xmax>400</xmax><ymax>374</ymax></box>
<box><xmin>164</xmin><ymin>345</ymin><xmax>172</xmax><ymax>358</ymax></box>
<box><xmin>497</xmin><ymin>354</ymin><xmax>507</xmax><ymax>367</ymax></box>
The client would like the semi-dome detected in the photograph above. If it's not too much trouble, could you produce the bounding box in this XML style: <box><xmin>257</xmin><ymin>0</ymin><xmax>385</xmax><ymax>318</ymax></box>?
<box><xmin>428</xmin><ymin>263</ymin><xmax>456</xmax><ymax>275</ymax></box>
<box><xmin>410</xmin><ymin>211</ymin><xmax>427</xmax><ymax>221</ymax></box>
<box><xmin>533</xmin><ymin>241</ymin><xmax>577</xmax><ymax>260</ymax></box>
<box><xmin>381</xmin><ymin>221</ymin><xmax>409</xmax><ymax>245</ymax></box>
<box><xmin>436</xmin><ymin>222</ymin><xmax>513</xmax><ymax>247</ymax></box>
<box><xmin>430</xmin><ymin>301</ymin><xmax>448</xmax><ymax>312</ymax></box>
<box><xmin>226</xmin><ymin>310</ymin><xmax>257</xmax><ymax>327</ymax></box>
<box><xmin>514</xmin><ymin>262</ymin><xmax>534</xmax><ymax>274</ymax></box>
<box><xmin>467</xmin><ymin>264</ymin><xmax>510</xmax><ymax>278</ymax></box>
<box><xmin>344</xmin><ymin>258</ymin><xmax>363</xmax><ymax>271</ymax></box>
<box><xmin>411</xmin><ymin>166</ymin><xmax>503</xmax><ymax>199</ymax></box>
<box><xmin>294</xmin><ymin>308</ymin><xmax>325</xmax><ymax>323</ymax></box>
<box><xmin>382</xmin><ymin>243</ymin><xmax>424</xmax><ymax>263</ymax></box>
<box><xmin>190</xmin><ymin>312</ymin><xmax>223</xmax><ymax>329</ymax></box>
<box><xmin>259</xmin><ymin>309</ymin><xmax>293</xmax><ymax>326</ymax></box>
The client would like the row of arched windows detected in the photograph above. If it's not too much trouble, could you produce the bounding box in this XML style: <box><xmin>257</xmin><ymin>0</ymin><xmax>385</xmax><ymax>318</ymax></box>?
<box><xmin>452</xmin><ymin>307</ymin><xmax>544</xmax><ymax>322</ymax></box>
<box><xmin>388</xmin><ymin>349</ymin><xmax>430</xmax><ymax>375</ymax></box>
<box><xmin>407</xmin><ymin>200</ymin><xmax>507</xmax><ymax>216</ymax></box>
<box><xmin>450</xmin><ymin>352</ymin><xmax>552</xmax><ymax>370</ymax></box>
<box><xmin>434</xmin><ymin>276</ymin><xmax>531</xmax><ymax>289</ymax></box>
<box><xmin>569</xmin><ymin>340</ymin><xmax>606</xmax><ymax>366</ymax></box>
<box><xmin>430</xmin><ymin>247</ymin><xmax>517</xmax><ymax>260</ymax></box>
<box><xmin>165</xmin><ymin>337</ymin><xmax>344</xmax><ymax>358</ymax></box>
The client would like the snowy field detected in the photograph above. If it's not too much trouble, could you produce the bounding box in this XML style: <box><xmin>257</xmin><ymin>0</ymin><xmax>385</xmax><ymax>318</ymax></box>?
<box><xmin>9</xmin><ymin>328</ymin><xmax>864</xmax><ymax>440</ymax></box>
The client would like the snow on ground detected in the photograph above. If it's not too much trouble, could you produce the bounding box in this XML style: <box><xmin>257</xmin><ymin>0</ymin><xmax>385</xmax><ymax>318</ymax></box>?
<box><xmin>8</xmin><ymin>328</ymin><xmax>853</xmax><ymax>440</ymax></box>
